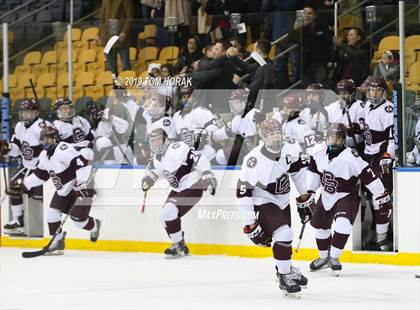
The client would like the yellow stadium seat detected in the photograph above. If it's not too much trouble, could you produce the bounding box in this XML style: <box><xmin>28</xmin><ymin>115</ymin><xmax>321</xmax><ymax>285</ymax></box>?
<box><xmin>59</xmin><ymin>50</ymin><xmax>78</xmax><ymax>64</ymax></box>
<box><xmin>57</xmin><ymin>73</ymin><xmax>69</xmax><ymax>98</ymax></box>
<box><xmin>138</xmin><ymin>47</ymin><xmax>158</xmax><ymax>64</ymax></box>
<box><xmin>81</xmin><ymin>27</ymin><xmax>99</xmax><ymax>48</ymax></box>
<box><xmin>159</xmin><ymin>46</ymin><xmax>179</xmax><ymax>63</ymax></box>
<box><xmin>16</xmin><ymin>73</ymin><xmax>36</xmax><ymax>98</ymax></box>
<box><xmin>9</xmin><ymin>74</ymin><xmax>18</xmax><ymax>88</ymax></box>
<box><xmin>87</xmin><ymin>61</ymin><xmax>106</xmax><ymax>76</ymax></box>
<box><xmin>373</xmin><ymin>35</ymin><xmax>400</xmax><ymax>62</ymax></box>
<box><xmin>72</xmin><ymin>49</ymin><xmax>96</xmax><ymax>75</ymax></box>
<box><xmin>38</xmin><ymin>50</ymin><xmax>58</xmax><ymax>72</ymax></box>
<box><xmin>56</xmin><ymin>28</ymin><xmax>83</xmax><ymax>50</ymax></box>
<box><xmin>138</xmin><ymin>24</ymin><xmax>157</xmax><ymax>45</ymax></box>
<box><xmin>96</xmin><ymin>47</ymin><xmax>106</xmax><ymax>63</ymax></box>
<box><xmin>31</xmin><ymin>64</ymin><xmax>48</xmax><ymax>78</ymax></box>
<box><xmin>72</xmin><ymin>72</ymin><xmax>95</xmax><ymax>100</ymax></box>
<box><xmin>130</xmin><ymin>47</ymin><xmax>138</xmax><ymax>61</ymax></box>
<box><xmin>15</xmin><ymin>64</ymin><xmax>31</xmax><ymax>75</ymax></box>
<box><xmin>15</xmin><ymin>51</ymin><xmax>42</xmax><ymax>75</ymax></box>
<box><xmin>405</xmin><ymin>35</ymin><xmax>420</xmax><ymax>72</ymax></box>
<box><xmin>72</xmin><ymin>40</ymin><xmax>88</xmax><ymax>55</ymax></box>
<box><xmin>131</xmin><ymin>60</ymin><xmax>145</xmax><ymax>74</ymax></box>
<box><xmin>85</xmin><ymin>70</ymin><xmax>114</xmax><ymax>99</ymax></box>
<box><xmin>406</xmin><ymin>62</ymin><xmax>420</xmax><ymax>91</ymax></box>
<box><xmin>36</xmin><ymin>73</ymin><xmax>56</xmax><ymax>98</ymax></box>
<box><xmin>9</xmin><ymin>87</ymin><xmax>25</xmax><ymax>102</ymax></box>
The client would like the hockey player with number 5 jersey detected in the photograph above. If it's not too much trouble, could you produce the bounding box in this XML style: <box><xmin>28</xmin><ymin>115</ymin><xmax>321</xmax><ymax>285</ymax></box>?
<box><xmin>141</xmin><ymin>128</ymin><xmax>218</xmax><ymax>258</ymax></box>
<box><xmin>236</xmin><ymin>119</ymin><xmax>314</xmax><ymax>296</ymax></box>
<box><xmin>307</xmin><ymin>124</ymin><xmax>391</xmax><ymax>273</ymax></box>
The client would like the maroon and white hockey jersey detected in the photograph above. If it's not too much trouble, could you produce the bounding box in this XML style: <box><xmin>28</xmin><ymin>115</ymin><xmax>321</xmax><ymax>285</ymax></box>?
<box><xmin>280</xmin><ymin>115</ymin><xmax>316</xmax><ymax>154</ymax></box>
<box><xmin>236</xmin><ymin>138</ymin><xmax>309</xmax><ymax>225</ymax></box>
<box><xmin>326</xmin><ymin>100</ymin><xmax>366</xmax><ymax>147</ymax></box>
<box><xmin>307</xmin><ymin>146</ymin><xmax>385</xmax><ymax>210</ymax></box>
<box><xmin>53</xmin><ymin>116</ymin><xmax>94</xmax><ymax>148</ymax></box>
<box><xmin>363</xmin><ymin>99</ymin><xmax>395</xmax><ymax>157</ymax></box>
<box><xmin>147</xmin><ymin>141</ymin><xmax>211</xmax><ymax>192</ymax></box>
<box><xmin>145</xmin><ymin>113</ymin><xmax>177</xmax><ymax>139</ymax></box>
<box><xmin>24</xmin><ymin>142</ymin><xmax>92</xmax><ymax>197</ymax></box>
<box><xmin>8</xmin><ymin>119</ymin><xmax>48</xmax><ymax>170</ymax></box>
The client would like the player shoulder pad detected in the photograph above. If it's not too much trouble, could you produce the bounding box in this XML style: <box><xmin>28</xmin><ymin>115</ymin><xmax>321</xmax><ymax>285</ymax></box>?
<box><xmin>55</xmin><ymin>142</ymin><xmax>77</xmax><ymax>161</ymax></box>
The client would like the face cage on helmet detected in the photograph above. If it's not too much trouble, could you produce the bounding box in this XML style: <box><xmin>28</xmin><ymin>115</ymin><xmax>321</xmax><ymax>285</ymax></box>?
<box><xmin>19</xmin><ymin>109</ymin><xmax>39</xmax><ymax>125</ymax></box>
<box><xmin>368</xmin><ymin>87</ymin><xmax>385</xmax><ymax>105</ymax></box>
<box><xmin>147</xmin><ymin>102</ymin><xmax>165</xmax><ymax>118</ymax></box>
<box><xmin>229</xmin><ymin>99</ymin><xmax>246</xmax><ymax>115</ymax></box>
<box><xmin>57</xmin><ymin>105</ymin><xmax>75</xmax><ymax>121</ymax></box>
<box><xmin>263</xmin><ymin>131</ymin><xmax>282</xmax><ymax>154</ymax></box>
<box><xmin>327</xmin><ymin>132</ymin><xmax>345</xmax><ymax>151</ymax></box>
<box><xmin>149</xmin><ymin>135</ymin><xmax>169</xmax><ymax>155</ymax></box>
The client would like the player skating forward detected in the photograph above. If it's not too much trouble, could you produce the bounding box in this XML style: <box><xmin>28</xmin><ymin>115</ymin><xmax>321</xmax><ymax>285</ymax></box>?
<box><xmin>236</xmin><ymin>119</ymin><xmax>314</xmax><ymax>296</ymax></box>
<box><xmin>7</xmin><ymin>126</ymin><xmax>101</xmax><ymax>255</ymax></box>
<box><xmin>172</xmin><ymin>85</ymin><xmax>220</xmax><ymax>160</ymax></box>
<box><xmin>363</xmin><ymin>76</ymin><xmax>395</xmax><ymax>250</ymax></box>
<box><xmin>141</xmin><ymin>128</ymin><xmax>218</xmax><ymax>258</ymax></box>
<box><xmin>307</xmin><ymin>124</ymin><xmax>391</xmax><ymax>273</ymax></box>
<box><xmin>212</xmin><ymin>89</ymin><xmax>264</xmax><ymax>165</ymax></box>
<box><xmin>0</xmin><ymin>99</ymin><xmax>46</xmax><ymax>234</ymax></box>
<box><xmin>272</xmin><ymin>93</ymin><xmax>317</xmax><ymax>155</ymax></box>
<box><xmin>53</xmin><ymin>97</ymin><xmax>94</xmax><ymax>149</ymax></box>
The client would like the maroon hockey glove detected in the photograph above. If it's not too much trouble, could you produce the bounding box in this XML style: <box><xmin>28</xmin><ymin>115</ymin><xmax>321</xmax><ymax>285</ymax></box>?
<box><xmin>296</xmin><ymin>191</ymin><xmax>315</xmax><ymax>224</ymax></box>
<box><xmin>142</xmin><ymin>172</ymin><xmax>158</xmax><ymax>192</ymax></box>
<box><xmin>73</xmin><ymin>183</ymin><xmax>96</xmax><ymax>198</ymax></box>
<box><xmin>6</xmin><ymin>179</ymin><xmax>28</xmax><ymax>199</ymax></box>
<box><xmin>373</xmin><ymin>192</ymin><xmax>392</xmax><ymax>224</ymax></box>
<box><xmin>253</xmin><ymin>111</ymin><xmax>266</xmax><ymax>125</ymax></box>
<box><xmin>201</xmin><ymin>171</ymin><xmax>218</xmax><ymax>195</ymax></box>
<box><xmin>243</xmin><ymin>223</ymin><xmax>272</xmax><ymax>247</ymax></box>
<box><xmin>0</xmin><ymin>141</ymin><xmax>10</xmax><ymax>156</ymax></box>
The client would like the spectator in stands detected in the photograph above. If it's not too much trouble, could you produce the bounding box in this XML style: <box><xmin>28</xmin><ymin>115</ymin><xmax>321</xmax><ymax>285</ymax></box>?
<box><xmin>97</xmin><ymin>0</ymin><xmax>133</xmax><ymax>75</ymax></box>
<box><xmin>148</xmin><ymin>63</ymin><xmax>162</xmax><ymax>78</ymax></box>
<box><xmin>164</xmin><ymin>0</ymin><xmax>192</xmax><ymax>46</ymax></box>
<box><xmin>332</xmin><ymin>27</ymin><xmax>370</xmax><ymax>86</ymax></box>
<box><xmin>288</xmin><ymin>5</ymin><xmax>333</xmax><ymax>88</ymax></box>
<box><xmin>229</xmin><ymin>37</ymin><xmax>250</xmax><ymax>59</ymax></box>
<box><xmin>373</xmin><ymin>50</ymin><xmax>399</xmax><ymax>83</ymax></box>
<box><xmin>197</xmin><ymin>45</ymin><xmax>215</xmax><ymax>70</ymax></box>
<box><xmin>174</xmin><ymin>36</ymin><xmax>204</xmax><ymax>74</ymax></box>
<box><xmin>231</xmin><ymin>39</ymin><xmax>278</xmax><ymax>106</ymax></box>
<box><xmin>161</xmin><ymin>63</ymin><xmax>175</xmax><ymax>79</ymax></box>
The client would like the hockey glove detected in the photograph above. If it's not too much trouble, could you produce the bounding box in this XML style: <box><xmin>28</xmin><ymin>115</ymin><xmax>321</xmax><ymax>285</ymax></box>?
<box><xmin>73</xmin><ymin>183</ymin><xmax>96</xmax><ymax>198</ymax></box>
<box><xmin>379</xmin><ymin>153</ymin><xmax>394</xmax><ymax>176</ymax></box>
<box><xmin>6</xmin><ymin>179</ymin><xmax>27</xmax><ymax>199</ymax></box>
<box><xmin>193</xmin><ymin>128</ymin><xmax>208</xmax><ymax>151</ymax></box>
<box><xmin>0</xmin><ymin>141</ymin><xmax>10</xmax><ymax>156</ymax></box>
<box><xmin>372</xmin><ymin>192</ymin><xmax>392</xmax><ymax>224</ymax></box>
<box><xmin>243</xmin><ymin>223</ymin><xmax>272</xmax><ymax>247</ymax></box>
<box><xmin>296</xmin><ymin>191</ymin><xmax>315</xmax><ymax>224</ymax></box>
<box><xmin>201</xmin><ymin>171</ymin><xmax>217</xmax><ymax>195</ymax></box>
<box><xmin>142</xmin><ymin>171</ymin><xmax>158</xmax><ymax>192</ymax></box>
<box><xmin>253</xmin><ymin>111</ymin><xmax>266</xmax><ymax>125</ymax></box>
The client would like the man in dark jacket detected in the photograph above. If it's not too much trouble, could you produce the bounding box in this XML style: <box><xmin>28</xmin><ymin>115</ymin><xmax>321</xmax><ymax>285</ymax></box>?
<box><xmin>231</xmin><ymin>39</ymin><xmax>278</xmax><ymax>107</ymax></box>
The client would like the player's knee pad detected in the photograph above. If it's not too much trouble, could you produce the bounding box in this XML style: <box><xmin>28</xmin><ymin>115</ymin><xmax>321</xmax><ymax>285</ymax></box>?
<box><xmin>47</xmin><ymin>208</ymin><xmax>61</xmax><ymax>223</ymax></box>
<box><xmin>334</xmin><ymin>217</ymin><xmax>353</xmax><ymax>235</ymax></box>
<box><xmin>272</xmin><ymin>225</ymin><xmax>293</xmax><ymax>243</ymax></box>
<box><xmin>71</xmin><ymin>217</ymin><xmax>89</xmax><ymax>228</ymax></box>
<box><xmin>315</xmin><ymin>228</ymin><xmax>331</xmax><ymax>239</ymax></box>
<box><xmin>215</xmin><ymin>149</ymin><xmax>228</xmax><ymax>165</ymax></box>
<box><xmin>160</xmin><ymin>202</ymin><xmax>179</xmax><ymax>223</ymax></box>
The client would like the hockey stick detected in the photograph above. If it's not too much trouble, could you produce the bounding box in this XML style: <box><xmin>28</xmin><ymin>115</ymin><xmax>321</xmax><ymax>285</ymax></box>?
<box><xmin>29</xmin><ymin>78</ymin><xmax>39</xmax><ymax>102</ymax></box>
<box><xmin>345</xmin><ymin>110</ymin><xmax>358</xmax><ymax>147</ymax></box>
<box><xmin>295</xmin><ymin>223</ymin><xmax>306</xmax><ymax>253</ymax></box>
<box><xmin>140</xmin><ymin>190</ymin><xmax>148</xmax><ymax>213</ymax></box>
<box><xmin>22</xmin><ymin>190</ymin><xmax>86</xmax><ymax>258</ymax></box>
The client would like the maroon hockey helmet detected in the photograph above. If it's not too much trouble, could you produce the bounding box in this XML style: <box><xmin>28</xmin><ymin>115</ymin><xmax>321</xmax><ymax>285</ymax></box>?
<box><xmin>229</xmin><ymin>89</ymin><xmax>249</xmax><ymax>115</ymax></box>
<box><xmin>326</xmin><ymin>123</ymin><xmax>346</xmax><ymax>152</ymax></box>
<box><xmin>306</xmin><ymin>83</ymin><xmax>325</xmax><ymax>104</ymax></box>
<box><xmin>149</xmin><ymin>128</ymin><xmax>169</xmax><ymax>155</ymax></box>
<box><xmin>368</xmin><ymin>76</ymin><xmax>387</xmax><ymax>105</ymax></box>
<box><xmin>259</xmin><ymin>118</ymin><xmax>283</xmax><ymax>154</ymax></box>
<box><xmin>336</xmin><ymin>79</ymin><xmax>356</xmax><ymax>94</ymax></box>
<box><xmin>41</xmin><ymin>125</ymin><xmax>60</xmax><ymax>152</ymax></box>
<box><xmin>282</xmin><ymin>93</ymin><xmax>302</xmax><ymax>114</ymax></box>
<box><xmin>54</xmin><ymin>97</ymin><xmax>75</xmax><ymax>122</ymax></box>
<box><xmin>19</xmin><ymin>98</ymin><xmax>40</xmax><ymax>125</ymax></box>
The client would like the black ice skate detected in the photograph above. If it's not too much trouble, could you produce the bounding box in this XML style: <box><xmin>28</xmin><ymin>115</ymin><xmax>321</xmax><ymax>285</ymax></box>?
<box><xmin>44</xmin><ymin>232</ymin><xmax>66</xmax><ymax>256</ymax></box>
<box><xmin>3</xmin><ymin>215</ymin><xmax>24</xmax><ymax>235</ymax></box>
<box><xmin>276</xmin><ymin>268</ymin><xmax>301</xmax><ymax>297</ymax></box>
<box><xmin>90</xmin><ymin>219</ymin><xmax>101</xmax><ymax>243</ymax></box>
<box><xmin>309</xmin><ymin>257</ymin><xmax>330</xmax><ymax>271</ymax></box>
<box><xmin>376</xmin><ymin>233</ymin><xmax>392</xmax><ymax>251</ymax></box>
<box><xmin>328</xmin><ymin>256</ymin><xmax>342</xmax><ymax>276</ymax></box>
<box><xmin>289</xmin><ymin>266</ymin><xmax>308</xmax><ymax>288</ymax></box>
<box><xmin>164</xmin><ymin>239</ymin><xmax>190</xmax><ymax>259</ymax></box>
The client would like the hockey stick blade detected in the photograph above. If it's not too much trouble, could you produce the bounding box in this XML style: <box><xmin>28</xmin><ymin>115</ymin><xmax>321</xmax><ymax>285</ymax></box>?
<box><xmin>22</xmin><ymin>247</ymin><xmax>48</xmax><ymax>258</ymax></box>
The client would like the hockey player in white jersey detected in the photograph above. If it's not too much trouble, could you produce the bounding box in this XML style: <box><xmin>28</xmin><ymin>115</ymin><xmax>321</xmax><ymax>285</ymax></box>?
<box><xmin>53</xmin><ymin>97</ymin><xmax>94</xmax><ymax>149</ymax></box>
<box><xmin>236</xmin><ymin>119</ymin><xmax>315</xmax><ymax>296</ymax></box>
<box><xmin>87</xmin><ymin>102</ymin><xmax>132</xmax><ymax>165</ymax></box>
<box><xmin>363</xmin><ymin>76</ymin><xmax>395</xmax><ymax>250</ymax></box>
<box><xmin>172</xmin><ymin>85</ymin><xmax>220</xmax><ymax>161</ymax></box>
<box><xmin>0</xmin><ymin>98</ymin><xmax>46</xmax><ymax>234</ymax></box>
<box><xmin>325</xmin><ymin>79</ymin><xmax>366</xmax><ymax>152</ymax></box>
<box><xmin>212</xmin><ymin>89</ymin><xmax>264</xmax><ymax>165</ymax></box>
<box><xmin>141</xmin><ymin>128</ymin><xmax>218</xmax><ymax>258</ymax></box>
<box><xmin>7</xmin><ymin>125</ymin><xmax>101</xmax><ymax>255</ymax></box>
<box><xmin>272</xmin><ymin>93</ymin><xmax>317</xmax><ymax>155</ymax></box>
<box><xmin>143</xmin><ymin>93</ymin><xmax>176</xmax><ymax>139</ymax></box>
<box><xmin>300</xmin><ymin>84</ymin><xmax>329</xmax><ymax>139</ymax></box>
<box><xmin>407</xmin><ymin>119</ymin><xmax>420</xmax><ymax>166</ymax></box>
<box><xmin>307</xmin><ymin>124</ymin><xmax>391</xmax><ymax>272</ymax></box>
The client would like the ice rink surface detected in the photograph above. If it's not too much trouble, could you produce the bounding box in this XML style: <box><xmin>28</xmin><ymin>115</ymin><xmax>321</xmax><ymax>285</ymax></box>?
<box><xmin>1</xmin><ymin>247</ymin><xmax>419</xmax><ymax>310</ymax></box>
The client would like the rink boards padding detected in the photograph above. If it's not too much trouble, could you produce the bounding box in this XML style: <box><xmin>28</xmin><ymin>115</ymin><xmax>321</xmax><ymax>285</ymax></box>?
<box><xmin>0</xmin><ymin>167</ymin><xmax>419</xmax><ymax>266</ymax></box>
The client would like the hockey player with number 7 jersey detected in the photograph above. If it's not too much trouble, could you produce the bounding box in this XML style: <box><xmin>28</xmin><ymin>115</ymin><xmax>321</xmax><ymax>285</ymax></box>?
<box><xmin>236</xmin><ymin>119</ymin><xmax>315</xmax><ymax>297</ymax></box>
<box><xmin>306</xmin><ymin>123</ymin><xmax>391</xmax><ymax>273</ymax></box>
<box><xmin>141</xmin><ymin>128</ymin><xmax>218</xmax><ymax>258</ymax></box>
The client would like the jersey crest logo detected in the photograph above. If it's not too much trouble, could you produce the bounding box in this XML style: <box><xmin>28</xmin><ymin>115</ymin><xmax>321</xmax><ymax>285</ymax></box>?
<box><xmin>21</xmin><ymin>142</ymin><xmax>34</xmax><ymax>161</ymax></box>
<box><xmin>286</xmin><ymin>136</ymin><xmax>296</xmax><ymax>144</ymax></box>
<box><xmin>275</xmin><ymin>174</ymin><xmax>290</xmax><ymax>194</ymax></box>
<box><xmin>385</xmin><ymin>105</ymin><xmax>393</xmax><ymax>113</ymax></box>
<box><xmin>321</xmin><ymin>171</ymin><xmax>339</xmax><ymax>194</ymax></box>
<box><xmin>180</xmin><ymin>128</ymin><xmax>193</xmax><ymax>147</ymax></box>
<box><xmin>163</xmin><ymin>119</ymin><xmax>171</xmax><ymax>126</ymax></box>
<box><xmin>172</xmin><ymin>142</ymin><xmax>180</xmax><ymax>149</ymax></box>
<box><xmin>351</xmin><ymin>148</ymin><xmax>359</xmax><ymax>157</ymax></box>
<box><xmin>49</xmin><ymin>171</ymin><xmax>63</xmax><ymax>190</ymax></box>
<box><xmin>60</xmin><ymin>143</ymin><xmax>68</xmax><ymax>150</ymax></box>
<box><xmin>73</xmin><ymin>128</ymin><xmax>86</xmax><ymax>142</ymax></box>
<box><xmin>163</xmin><ymin>170</ymin><xmax>179</xmax><ymax>188</ymax></box>
<box><xmin>298</xmin><ymin>119</ymin><xmax>305</xmax><ymax>125</ymax></box>
<box><xmin>247</xmin><ymin>157</ymin><xmax>257</xmax><ymax>168</ymax></box>
<box><xmin>38</xmin><ymin>121</ymin><xmax>46</xmax><ymax>128</ymax></box>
